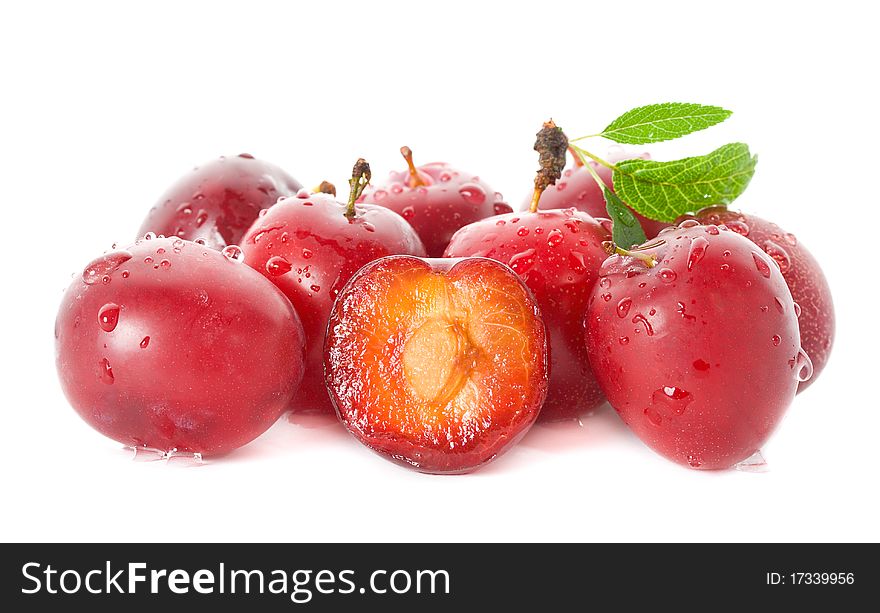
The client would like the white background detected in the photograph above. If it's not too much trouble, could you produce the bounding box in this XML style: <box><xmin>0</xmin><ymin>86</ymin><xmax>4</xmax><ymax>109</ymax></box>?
<box><xmin>1</xmin><ymin>0</ymin><xmax>877</xmax><ymax>542</ymax></box>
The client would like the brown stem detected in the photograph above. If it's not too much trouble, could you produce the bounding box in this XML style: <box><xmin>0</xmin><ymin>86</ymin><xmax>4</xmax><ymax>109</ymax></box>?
<box><xmin>346</xmin><ymin>158</ymin><xmax>371</xmax><ymax>219</ymax></box>
<box><xmin>531</xmin><ymin>119</ymin><xmax>568</xmax><ymax>213</ymax></box>
<box><xmin>315</xmin><ymin>181</ymin><xmax>336</xmax><ymax>196</ymax></box>
<box><xmin>569</xmin><ymin>146</ymin><xmax>585</xmax><ymax>167</ymax></box>
<box><xmin>400</xmin><ymin>146</ymin><xmax>427</xmax><ymax>188</ymax></box>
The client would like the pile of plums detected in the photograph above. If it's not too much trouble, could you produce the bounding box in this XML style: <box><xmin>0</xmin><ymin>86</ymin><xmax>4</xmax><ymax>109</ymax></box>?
<box><xmin>55</xmin><ymin>136</ymin><xmax>834</xmax><ymax>473</ymax></box>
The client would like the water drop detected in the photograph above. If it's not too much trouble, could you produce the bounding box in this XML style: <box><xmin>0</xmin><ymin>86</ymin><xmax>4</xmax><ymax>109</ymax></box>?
<box><xmin>402</xmin><ymin>206</ymin><xmax>415</xmax><ymax>219</ymax></box>
<box><xmin>310</xmin><ymin>284</ymin><xmax>321</xmax><ymax>293</ymax></box>
<box><xmin>140</xmin><ymin>336</ymin><xmax>150</xmax><ymax>349</ymax></box>
<box><xmin>280</xmin><ymin>232</ymin><xmax>290</xmax><ymax>243</ymax></box>
<box><xmin>784</xmin><ymin>232</ymin><xmax>797</xmax><ymax>246</ymax></box>
<box><xmin>734</xmin><ymin>450</ymin><xmax>768</xmax><ymax>473</ymax></box>
<box><xmin>599</xmin><ymin>277</ymin><xmax>611</xmax><ymax>289</ymax></box>
<box><xmin>705</xmin><ymin>225</ymin><xmax>720</xmax><ymax>235</ymax></box>
<box><xmin>493</xmin><ymin>202</ymin><xmax>512</xmax><ymax>215</ymax></box>
<box><xmin>496</xmin><ymin>219</ymin><xmax>506</xmax><ymax>226</ymax></box>
<box><xmin>439</xmin><ymin>172</ymin><xmax>452</xmax><ymax>182</ymax></box>
<box><xmin>793</xmin><ymin>302</ymin><xmax>802</xmax><ymax>318</ymax></box>
<box><xmin>82</xmin><ymin>251</ymin><xmax>133</xmax><ymax>285</ymax></box>
<box><xmin>302</xmin><ymin>248</ymin><xmax>314</xmax><ymax>260</ymax></box>
<box><xmin>762</xmin><ymin>240</ymin><xmax>791</xmax><ymax>273</ymax></box>
<box><xmin>258</xmin><ymin>209</ymin><xmax>268</xmax><ymax>217</ymax></box>
<box><xmin>99</xmin><ymin>358</ymin><xmax>114</xmax><ymax>384</ymax></box>
<box><xmin>678</xmin><ymin>219</ymin><xmax>700</xmax><ymax>229</ymax></box>
<box><xmin>652</xmin><ymin>386</ymin><xmax>693</xmax><ymax>415</ymax></box>
<box><xmin>619</xmin><ymin>336</ymin><xmax>629</xmax><ymax>345</ymax></box>
<box><xmin>568</xmin><ymin>251</ymin><xmax>587</xmax><ymax>273</ymax></box>
<box><xmin>564</xmin><ymin>219</ymin><xmax>580</xmax><ymax>234</ymax></box>
<box><xmin>644</xmin><ymin>407</ymin><xmax>663</xmax><ymax>426</ymax></box>
<box><xmin>602</xmin><ymin>293</ymin><xmax>612</xmax><ymax>302</ymax></box>
<box><xmin>725</xmin><ymin>220</ymin><xmax>750</xmax><ymax>236</ymax></box>
<box><xmin>772</xmin><ymin>334</ymin><xmax>781</xmax><ymax>346</ymax></box>
<box><xmin>266</xmin><ymin>256</ymin><xmax>292</xmax><ymax>276</ymax></box>
<box><xmin>144</xmin><ymin>256</ymin><xmax>153</xmax><ymax>264</ymax></box>
<box><xmin>693</xmin><ymin>359</ymin><xmax>710</xmax><ymax>372</ymax></box>
<box><xmin>508</xmin><ymin>248</ymin><xmax>536</xmax><ymax>274</ymax></box>
<box><xmin>222</xmin><ymin>245</ymin><xmax>243</xmax><ymax>262</ymax></box>
<box><xmin>555</xmin><ymin>181</ymin><xmax>568</xmax><ymax>191</ymax></box>
<box><xmin>631</xmin><ymin>313</ymin><xmax>654</xmax><ymax>335</ymax></box>
<box><xmin>195</xmin><ymin>210</ymin><xmax>208</xmax><ymax>227</ymax></box>
<box><xmin>363</xmin><ymin>223</ymin><xmax>376</xmax><ymax>232</ymax></box>
<box><xmin>547</xmin><ymin>228</ymin><xmax>564</xmax><ymax>247</ymax></box>
<box><xmin>686</xmin><ymin>236</ymin><xmax>709</xmax><ymax>271</ymax></box>
<box><xmin>391</xmin><ymin>183</ymin><xmax>404</xmax><ymax>194</ymax></box>
<box><xmin>687</xmin><ymin>454</ymin><xmax>702</xmax><ymax>468</ymax></box>
<box><xmin>98</xmin><ymin>303</ymin><xmax>120</xmax><ymax>332</ymax></box>
<box><xmin>658</xmin><ymin>268</ymin><xmax>677</xmax><ymax>283</ymax></box>
<box><xmin>296</xmin><ymin>188</ymin><xmax>311</xmax><ymax>198</ymax></box>
<box><xmin>616</xmin><ymin>298</ymin><xmax>632</xmax><ymax>318</ymax></box>
<box><xmin>121</xmin><ymin>271</ymin><xmax>130</xmax><ymax>279</ymax></box>
<box><xmin>143</xmin><ymin>232</ymin><xmax>156</xmax><ymax>240</ymax></box>
<box><xmin>517</xmin><ymin>226</ymin><xmax>530</xmax><ymax>237</ymax></box>
<box><xmin>676</xmin><ymin>301</ymin><xmax>696</xmax><ymax>321</ymax></box>
<box><xmin>160</xmin><ymin>259</ymin><xmax>171</xmax><ymax>269</ymax></box>
<box><xmin>752</xmin><ymin>252</ymin><xmax>771</xmax><ymax>278</ymax></box>
<box><xmin>458</xmin><ymin>184</ymin><xmax>487</xmax><ymax>204</ymax></box>
<box><xmin>194</xmin><ymin>238</ymin><xmax>207</xmax><ymax>246</ymax></box>
<box><xmin>793</xmin><ymin>349</ymin><xmax>813</xmax><ymax>382</ymax></box>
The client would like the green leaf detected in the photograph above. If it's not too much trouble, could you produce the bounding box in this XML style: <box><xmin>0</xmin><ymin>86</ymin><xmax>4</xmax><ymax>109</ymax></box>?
<box><xmin>600</xmin><ymin>103</ymin><xmax>732</xmax><ymax>145</ymax></box>
<box><xmin>612</xmin><ymin>143</ymin><xmax>757</xmax><ymax>223</ymax></box>
<box><xmin>604</xmin><ymin>187</ymin><xmax>647</xmax><ymax>248</ymax></box>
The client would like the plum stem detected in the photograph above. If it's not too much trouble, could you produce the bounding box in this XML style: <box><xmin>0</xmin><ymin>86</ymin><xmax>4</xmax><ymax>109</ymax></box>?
<box><xmin>400</xmin><ymin>146</ymin><xmax>427</xmax><ymax>188</ymax></box>
<box><xmin>531</xmin><ymin>119</ymin><xmax>569</xmax><ymax>213</ymax></box>
<box><xmin>315</xmin><ymin>181</ymin><xmax>336</xmax><ymax>196</ymax></box>
<box><xmin>346</xmin><ymin>159</ymin><xmax>371</xmax><ymax>219</ymax></box>
<box><xmin>603</xmin><ymin>240</ymin><xmax>659</xmax><ymax>268</ymax></box>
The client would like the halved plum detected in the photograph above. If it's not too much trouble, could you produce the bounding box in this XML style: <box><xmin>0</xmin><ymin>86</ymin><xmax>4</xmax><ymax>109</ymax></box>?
<box><xmin>325</xmin><ymin>255</ymin><xmax>548</xmax><ymax>474</ymax></box>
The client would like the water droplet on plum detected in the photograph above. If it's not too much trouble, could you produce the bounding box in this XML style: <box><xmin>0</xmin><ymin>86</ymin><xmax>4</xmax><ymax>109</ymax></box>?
<box><xmin>508</xmin><ymin>248</ymin><xmax>536</xmax><ymax>273</ymax></box>
<box><xmin>266</xmin><ymin>256</ymin><xmax>292</xmax><ymax>276</ymax></box>
<box><xmin>547</xmin><ymin>228</ymin><xmax>564</xmax><ymax>247</ymax></box>
<box><xmin>762</xmin><ymin>240</ymin><xmax>791</xmax><ymax>273</ymax></box>
<box><xmin>617</xmin><ymin>298</ymin><xmax>632</xmax><ymax>318</ymax></box>
<box><xmin>752</xmin><ymin>252</ymin><xmax>772</xmax><ymax>278</ymax></box>
<box><xmin>458</xmin><ymin>184</ymin><xmax>486</xmax><ymax>204</ymax></box>
<box><xmin>82</xmin><ymin>251</ymin><xmax>133</xmax><ymax>285</ymax></box>
<box><xmin>222</xmin><ymin>245</ymin><xmax>243</xmax><ymax>262</ymax></box>
<box><xmin>658</xmin><ymin>268</ymin><xmax>677</xmax><ymax>283</ymax></box>
<box><xmin>99</xmin><ymin>358</ymin><xmax>114</xmax><ymax>384</ymax></box>
<box><xmin>97</xmin><ymin>303</ymin><xmax>120</xmax><ymax>332</ymax></box>
<box><xmin>687</xmin><ymin>236</ymin><xmax>709</xmax><ymax>271</ymax></box>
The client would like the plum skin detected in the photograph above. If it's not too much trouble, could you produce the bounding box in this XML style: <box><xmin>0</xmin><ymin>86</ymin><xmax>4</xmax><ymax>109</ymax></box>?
<box><xmin>585</xmin><ymin>223</ymin><xmax>805</xmax><ymax>469</ymax></box>
<box><xmin>684</xmin><ymin>206</ymin><xmax>834</xmax><ymax>392</ymax></box>
<box><xmin>445</xmin><ymin>209</ymin><xmax>610</xmax><ymax>421</ymax></box>
<box><xmin>241</xmin><ymin>192</ymin><xmax>426</xmax><ymax>414</ymax></box>
<box><xmin>138</xmin><ymin>153</ymin><xmax>302</xmax><ymax>249</ymax></box>
<box><xmin>55</xmin><ymin>236</ymin><xmax>306</xmax><ymax>456</ymax></box>
<box><xmin>325</xmin><ymin>255</ymin><xmax>548</xmax><ymax>474</ymax></box>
